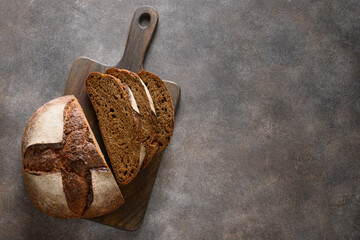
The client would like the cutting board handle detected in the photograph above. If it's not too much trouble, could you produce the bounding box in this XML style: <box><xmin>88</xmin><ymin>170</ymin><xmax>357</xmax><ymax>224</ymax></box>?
<box><xmin>115</xmin><ymin>6</ymin><xmax>159</xmax><ymax>72</ymax></box>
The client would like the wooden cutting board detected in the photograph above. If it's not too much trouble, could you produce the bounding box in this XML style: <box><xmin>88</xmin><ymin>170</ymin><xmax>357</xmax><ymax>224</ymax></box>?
<box><xmin>63</xmin><ymin>6</ymin><xmax>180</xmax><ymax>231</ymax></box>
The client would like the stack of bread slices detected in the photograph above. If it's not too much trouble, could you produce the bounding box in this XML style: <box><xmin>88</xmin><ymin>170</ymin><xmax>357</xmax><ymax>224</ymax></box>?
<box><xmin>22</xmin><ymin>69</ymin><xmax>174</xmax><ymax>218</ymax></box>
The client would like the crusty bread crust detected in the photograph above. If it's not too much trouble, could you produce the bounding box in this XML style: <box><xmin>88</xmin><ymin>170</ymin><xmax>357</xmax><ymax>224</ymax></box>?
<box><xmin>22</xmin><ymin>95</ymin><xmax>72</xmax><ymax>156</ymax></box>
<box><xmin>83</xmin><ymin>169</ymin><xmax>124</xmax><ymax>218</ymax></box>
<box><xmin>22</xmin><ymin>95</ymin><xmax>123</xmax><ymax>218</ymax></box>
<box><xmin>23</xmin><ymin>171</ymin><xmax>76</xmax><ymax>218</ymax></box>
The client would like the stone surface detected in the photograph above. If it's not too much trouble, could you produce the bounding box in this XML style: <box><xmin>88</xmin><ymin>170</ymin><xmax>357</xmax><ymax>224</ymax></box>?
<box><xmin>1</xmin><ymin>0</ymin><xmax>360</xmax><ymax>239</ymax></box>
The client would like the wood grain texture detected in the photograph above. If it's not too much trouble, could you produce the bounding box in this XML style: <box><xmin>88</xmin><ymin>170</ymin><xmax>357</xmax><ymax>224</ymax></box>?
<box><xmin>63</xmin><ymin>6</ymin><xmax>180</xmax><ymax>230</ymax></box>
<box><xmin>115</xmin><ymin>6</ymin><xmax>159</xmax><ymax>73</ymax></box>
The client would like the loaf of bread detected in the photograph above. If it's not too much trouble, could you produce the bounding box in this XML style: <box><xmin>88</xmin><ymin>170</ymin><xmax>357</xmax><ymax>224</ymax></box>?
<box><xmin>85</xmin><ymin>73</ymin><xmax>144</xmax><ymax>185</ymax></box>
<box><xmin>22</xmin><ymin>95</ymin><xmax>124</xmax><ymax>218</ymax></box>
<box><xmin>105</xmin><ymin>68</ymin><xmax>158</xmax><ymax>169</ymax></box>
<box><xmin>138</xmin><ymin>71</ymin><xmax>175</xmax><ymax>152</ymax></box>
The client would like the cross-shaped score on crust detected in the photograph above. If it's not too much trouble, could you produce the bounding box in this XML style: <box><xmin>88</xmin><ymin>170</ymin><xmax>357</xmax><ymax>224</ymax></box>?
<box><xmin>23</xmin><ymin>99</ymin><xmax>111</xmax><ymax>216</ymax></box>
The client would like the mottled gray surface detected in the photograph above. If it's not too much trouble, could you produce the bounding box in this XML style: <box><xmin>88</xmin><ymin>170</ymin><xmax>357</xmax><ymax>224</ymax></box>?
<box><xmin>1</xmin><ymin>0</ymin><xmax>360</xmax><ymax>239</ymax></box>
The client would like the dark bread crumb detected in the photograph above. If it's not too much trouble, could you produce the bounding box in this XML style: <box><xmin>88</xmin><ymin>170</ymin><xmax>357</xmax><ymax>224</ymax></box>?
<box><xmin>105</xmin><ymin>68</ymin><xmax>157</xmax><ymax>169</ymax></box>
<box><xmin>138</xmin><ymin>71</ymin><xmax>175</xmax><ymax>152</ymax></box>
<box><xmin>85</xmin><ymin>72</ymin><xmax>142</xmax><ymax>185</ymax></box>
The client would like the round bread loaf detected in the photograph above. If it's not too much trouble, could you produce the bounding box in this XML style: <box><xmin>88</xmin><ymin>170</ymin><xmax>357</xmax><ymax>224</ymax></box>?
<box><xmin>105</xmin><ymin>68</ymin><xmax>158</xmax><ymax>169</ymax></box>
<box><xmin>22</xmin><ymin>95</ymin><xmax>124</xmax><ymax>218</ymax></box>
<box><xmin>138</xmin><ymin>71</ymin><xmax>175</xmax><ymax>152</ymax></box>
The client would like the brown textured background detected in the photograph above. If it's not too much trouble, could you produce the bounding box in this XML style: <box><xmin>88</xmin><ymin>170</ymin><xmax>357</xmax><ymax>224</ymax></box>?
<box><xmin>1</xmin><ymin>0</ymin><xmax>360</xmax><ymax>239</ymax></box>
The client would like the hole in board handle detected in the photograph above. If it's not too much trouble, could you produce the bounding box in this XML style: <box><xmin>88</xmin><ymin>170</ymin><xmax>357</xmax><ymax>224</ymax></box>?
<box><xmin>139</xmin><ymin>13</ymin><xmax>151</xmax><ymax>28</ymax></box>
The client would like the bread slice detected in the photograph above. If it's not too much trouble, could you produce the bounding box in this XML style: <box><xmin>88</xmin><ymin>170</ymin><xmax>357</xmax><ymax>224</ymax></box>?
<box><xmin>22</xmin><ymin>95</ymin><xmax>124</xmax><ymax>218</ymax></box>
<box><xmin>105</xmin><ymin>68</ymin><xmax>157</xmax><ymax>169</ymax></box>
<box><xmin>85</xmin><ymin>73</ymin><xmax>144</xmax><ymax>185</ymax></box>
<box><xmin>138</xmin><ymin>71</ymin><xmax>175</xmax><ymax>151</ymax></box>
